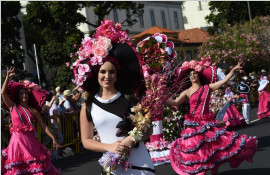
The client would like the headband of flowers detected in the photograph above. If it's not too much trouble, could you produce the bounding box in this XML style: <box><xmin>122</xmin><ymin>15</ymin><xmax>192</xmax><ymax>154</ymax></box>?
<box><xmin>181</xmin><ymin>56</ymin><xmax>213</xmax><ymax>72</ymax></box>
<box><xmin>137</xmin><ymin>33</ymin><xmax>177</xmax><ymax>76</ymax></box>
<box><xmin>18</xmin><ymin>80</ymin><xmax>44</xmax><ymax>91</ymax></box>
<box><xmin>68</xmin><ymin>19</ymin><xmax>130</xmax><ymax>86</ymax></box>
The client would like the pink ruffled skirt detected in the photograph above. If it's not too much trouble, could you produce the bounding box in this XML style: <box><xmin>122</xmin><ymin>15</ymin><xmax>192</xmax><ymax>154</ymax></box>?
<box><xmin>1</xmin><ymin>127</ymin><xmax>60</xmax><ymax>175</ymax></box>
<box><xmin>169</xmin><ymin>114</ymin><xmax>258</xmax><ymax>175</ymax></box>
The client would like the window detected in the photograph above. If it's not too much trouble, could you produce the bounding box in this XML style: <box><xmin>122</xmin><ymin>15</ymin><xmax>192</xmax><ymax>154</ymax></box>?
<box><xmin>194</xmin><ymin>50</ymin><xmax>199</xmax><ymax>59</ymax></box>
<box><xmin>126</xmin><ymin>9</ymin><xmax>132</xmax><ymax>25</ymax></box>
<box><xmin>186</xmin><ymin>50</ymin><xmax>192</xmax><ymax>60</ymax></box>
<box><xmin>198</xmin><ymin>1</ymin><xmax>202</xmax><ymax>11</ymax></box>
<box><xmin>150</xmin><ymin>9</ymin><xmax>156</xmax><ymax>26</ymax></box>
<box><xmin>161</xmin><ymin>10</ymin><xmax>167</xmax><ymax>28</ymax></box>
<box><xmin>113</xmin><ymin>9</ymin><xmax>119</xmax><ymax>23</ymax></box>
<box><xmin>178</xmin><ymin>50</ymin><xmax>184</xmax><ymax>62</ymax></box>
<box><xmin>174</xmin><ymin>11</ymin><xmax>179</xmax><ymax>29</ymax></box>
<box><xmin>139</xmin><ymin>10</ymin><xmax>144</xmax><ymax>28</ymax></box>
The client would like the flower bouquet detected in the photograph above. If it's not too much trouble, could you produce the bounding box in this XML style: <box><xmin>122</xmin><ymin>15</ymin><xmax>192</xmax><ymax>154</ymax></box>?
<box><xmin>137</xmin><ymin>33</ymin><xmax>177</xmax><ymax>73</ymax></box>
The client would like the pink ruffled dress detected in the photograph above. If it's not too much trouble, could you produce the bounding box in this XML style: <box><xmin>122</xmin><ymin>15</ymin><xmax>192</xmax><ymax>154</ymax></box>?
<box><xmin>222</xmin><ymin>105</ymin><xmax>246</xmax><ymax>128</ymax></box>
<box><xmin>1</xmin><ymin>104</ymin><xmax>60</xmax><ymax>175</ymax></box>
<box><xmin>170</xmin><ymin>85</ymin><xmax>258</xmax><ymax>175</ymax></box>
<box><xmin>257</xmin><ymin>90</ymin><xmax>270</xmax><ymax>119</ymax></box>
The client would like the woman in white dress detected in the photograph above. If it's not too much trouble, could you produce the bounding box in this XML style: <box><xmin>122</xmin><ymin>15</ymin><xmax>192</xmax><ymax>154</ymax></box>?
<box><xmin>71</xmin><ymin>20</ymin><xmax>155</xmax><ymax>175</ymax></box>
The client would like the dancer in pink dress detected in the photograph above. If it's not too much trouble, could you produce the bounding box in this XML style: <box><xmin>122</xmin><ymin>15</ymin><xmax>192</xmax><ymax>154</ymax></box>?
<box><xmin>1</xmin><ymin>67</ymin><xmax>61</xmax><ymax>175</ymax></box>
<box><xmin>167</xmin><ymin>61</ymin><xmax>257</xmax><ymax>175</ymax></box>
<box><xmin>257</xmin><ymin>76</ymin><xmax>270</xmax><ymax>119</ymax></box>
<box><xmin>222</xmin><ymin>87</ymin><xmax>246</xmax><ymax>129</ymax></box>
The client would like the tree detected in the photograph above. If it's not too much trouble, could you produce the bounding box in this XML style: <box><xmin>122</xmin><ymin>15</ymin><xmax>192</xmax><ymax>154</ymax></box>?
<box><xmin>83</xmin><ymin>2</ymin><xmax>144</xmax><ymax>28</ymax></box>
<box><xmin>1</xmin><ymin>1</ymin><xmax>24</xmax><ymax>70</ymax></box>
<box><xmin>206</xmin><ymin>1</ymin><xmax>270</xmax><ymax>34</ymax></box>
<box><xmin>199</xmin><ymin>16</ymin><xmax>270</xmax><ymax>73</ymax></box>
<box><xmin>23</xmin><ymin>1</ymin><xmax>86</xmax><ymax>87</ymax></box>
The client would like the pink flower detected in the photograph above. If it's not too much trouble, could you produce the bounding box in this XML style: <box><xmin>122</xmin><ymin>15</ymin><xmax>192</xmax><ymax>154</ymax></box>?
<box><xmin>182</xmin><ymin>61</ymin><xmax>190</xmax><ymax>68</ymax></box>
<box><xmin>94</xmin><ymin>46</ymin><xmax>108</xmax><ymax>58</ymax></box>
<box><xmin>66</xmin><ymin>62</ymin><xmax>70</xmax><ymax>67</ymax></box>
<box><xmin>73</xmin><ymin>44</ymin><xmax>77</xmax><ymax>48</ymax></box>
<box><xmin>70</xmin><ymin>53</ymin><xmax>74</xmax><ymax>58</ymax></box>
<box><xmin>73</xmin><ymin>74</ymin><xmax>87</xmax><ymax>86</ymax></box>
<box><xmin>189</xmin><ymin>60</ymin><xmax>198</xmax><ymax>68</ymax></box>
<box><xmin>203</xmin><ymin>61</ymin><xmax>211</xmax><ymax>67</ymax></box>
<box><xmin>78</xmin><ymin>64</ymin><xmax>90</xmax><ymax>75</ymax></box>
<box><xmin>194</xmin><ymin>65</ymin><xmax>203</xmax><ymax>72</ymax></box>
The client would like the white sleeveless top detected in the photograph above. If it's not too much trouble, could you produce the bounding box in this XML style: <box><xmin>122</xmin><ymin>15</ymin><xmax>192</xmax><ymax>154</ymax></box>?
<box><xmin>91</xmin><ymin>92</ymin><xmax>155</xmax><ymax>175</ymax></box>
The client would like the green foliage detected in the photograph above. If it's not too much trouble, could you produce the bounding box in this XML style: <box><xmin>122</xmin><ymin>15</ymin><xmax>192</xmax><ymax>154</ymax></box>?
<box><xmin>199</xmin><ymin>16</ymin><xmax>270</xmax><ymax>73</ymax></box>
<box><xmin>206</xmin><ymin>1</ymin><xmax>270</xmax><ymax>34</ymax></box>
<box><xmin>1</xmin><ymin>1</ymin><xmax>24</xmax><ymax>70</ymax></box>
<box><xmin>54</xmin><ymin>65</ymin><xmax>74</xmax><ymax>88</ymax></box>
<box><xmin>22</xmin><ymin>2</ymin><xmax>86</xmax><ymax>87</ymax></box>
<box><xmin>83</xmin><ymin>2</ymin><xmax>144</xmax><ymax>27</ymax></box>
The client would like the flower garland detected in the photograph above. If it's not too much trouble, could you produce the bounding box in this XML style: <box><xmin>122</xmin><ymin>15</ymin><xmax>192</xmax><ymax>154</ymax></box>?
<box><xmin>18</xmin><ymin>80</ymin><xmax>43</xmax><ymax>91</ymax></box>
<box><xmin>68</xmin><ymin>19</ymin><xmax>130</xmax><ymax>86</ymax></box>
<box><xmin>128</xmin><ymin>73</ymin><xmax>169</xmax><ymax>142</ymax></box>
<box><xmin>181</xmin><ymin>56</ymin><xmax>213</xmax><ymax>72</ymax></box>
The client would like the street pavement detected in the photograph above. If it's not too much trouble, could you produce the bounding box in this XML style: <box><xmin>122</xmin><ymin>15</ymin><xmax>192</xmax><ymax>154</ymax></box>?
<box><xmin>53</xmin><ymin>106</ymin><xmax>270</xmax><ymax>175</ymax></box>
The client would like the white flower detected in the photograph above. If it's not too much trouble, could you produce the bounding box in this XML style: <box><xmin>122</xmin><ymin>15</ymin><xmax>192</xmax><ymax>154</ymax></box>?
<box><xmin>129</xmin><ymin>127</ymin><xmax>143</xmax><ymax>142</ymax></box>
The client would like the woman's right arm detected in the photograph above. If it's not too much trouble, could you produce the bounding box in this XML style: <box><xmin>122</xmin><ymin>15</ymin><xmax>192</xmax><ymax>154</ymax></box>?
<box><xmin>1</xmin><ymin>67</ymin><xmax>15</xmax><ymax>111</ymax></box>
<box><xmin>80</xmin><ymin>103</ymin><xmax>123</xmax><ymax>154</ymax></box>
<box><xmin>166</xmin><ymin>89</ymin><xmax>188</xmax><ymax>106</ymax></box>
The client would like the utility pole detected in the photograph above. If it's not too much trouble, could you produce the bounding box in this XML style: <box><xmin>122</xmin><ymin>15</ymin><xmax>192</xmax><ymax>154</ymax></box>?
<box><xmin>33</xmin><ymin>44</ymin><xmax>41</xmax><ymax>86</ymax></box>
<box><xmin>247</xmin><ymin>1</ymin><xmax>252</xmax><ymax>22</ymax></box>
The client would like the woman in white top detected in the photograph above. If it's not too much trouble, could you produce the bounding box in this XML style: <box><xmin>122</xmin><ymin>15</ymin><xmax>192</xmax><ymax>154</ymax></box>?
<box><xmin>73</xmin><ymin>20</ymin><xmax>155</xmax><ymax>175</ymax></box>
<box><xmin>80</xmin><ymin>59</ymin><xmax>155</xmax><ymax>175</ymax></box>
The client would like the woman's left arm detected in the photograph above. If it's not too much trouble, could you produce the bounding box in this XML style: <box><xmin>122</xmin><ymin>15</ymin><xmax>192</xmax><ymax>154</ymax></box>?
<box><xmin>209</xmin><ymin>61</ymin><xmax>243</xmax><ymax>91</ymax></box>
<box><xmin>33</xmin><ymin>108</ymin><xmax>61</xmax><ymax>149</ymax></box>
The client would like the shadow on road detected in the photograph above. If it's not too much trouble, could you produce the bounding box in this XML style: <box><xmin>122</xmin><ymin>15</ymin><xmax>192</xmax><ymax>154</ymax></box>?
<box><xmin>218</xmin><ymin>168</ymin><xmax>270</xmax><ymax>175</ymax></box>
<box><xmin>52</xmin><ymin>150</ymin><xmax>102</xmax><ymax>172</ymax></box>
<box><xmin>257</xmin><ymin>135</ymin><xmax>270</xmax><ymax>151</ymax></box>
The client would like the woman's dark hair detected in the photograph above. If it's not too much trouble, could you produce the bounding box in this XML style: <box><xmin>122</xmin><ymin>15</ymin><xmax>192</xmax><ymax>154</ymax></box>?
<box><xmin>85</xmin><ymin>60</ymin><xmax>122</xmax><ymax>122</ymax></box>
<box><xmin>15</xmin><ymin>88</ymin><xmax>30</xmax><ymax>106</ymax></box>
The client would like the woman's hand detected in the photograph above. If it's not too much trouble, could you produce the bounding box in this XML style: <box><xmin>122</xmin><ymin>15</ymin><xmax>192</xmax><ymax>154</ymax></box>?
<box><xmin>6</xmin><ymin>67</ymin><xmax>15</xmax><ymax>79</ymax></box>
<box><xmin>232</xmin><ymin>60</ymin><xmax>243</xmax><ymax>72</ymax></box>
<box><xmin>52</xmin><ymin>138</ymin><xmax>61</xmax><ymax>150</ymax></box>
<box><xmin>109</xmin><ymin>139</ymin><xmax>131</xmax><ymax>155</ymax></box>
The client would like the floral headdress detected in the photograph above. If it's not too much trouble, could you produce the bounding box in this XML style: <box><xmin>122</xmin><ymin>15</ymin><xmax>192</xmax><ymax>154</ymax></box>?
<box><xmin>137</xmin><ymin>33</ymin><xmax>177</xmax><ymax>76</ymax></box>
<box><xmin>7</xmin><ymin>80</ymin><xmax>48</xmax><ymax>111</ymax></box>
<box><xmin>175</xmin><ymin>56</ymin><xmax>218</xmax><ymax>92</ymax></box>
<box><xmin>181</xmin><ymin>56</ymin><xmax>212</xmax><ymax>72</ymax></box>
<box><xmin>69</xmin><ymin>19</ymin><xmax>143</xmax><ymax>94</ymax></box>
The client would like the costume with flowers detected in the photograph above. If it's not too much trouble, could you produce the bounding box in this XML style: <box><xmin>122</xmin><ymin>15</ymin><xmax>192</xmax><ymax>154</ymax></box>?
<box><xmin>70</xmin><ymin>19</ymin><xmax>154</xmax><ymax>175</ymax></box>
<box><xmin>257</xmin><ymin>77</ymin><xmax>270</xmax><ymax>119</ymax></box>
<box><xmin>169</xmin><ymin>59</ymin><xmax>258</xmax><ymax>175</ymax></box>
<box><xmin>136</xmin><ymin>33</ymin><xmax>177</xmax><ymax>166</ymax></box>
<box><xmin>1</xmin><ymin>80</ymin><xmax>60</xmax><ymax>175</ymax></box>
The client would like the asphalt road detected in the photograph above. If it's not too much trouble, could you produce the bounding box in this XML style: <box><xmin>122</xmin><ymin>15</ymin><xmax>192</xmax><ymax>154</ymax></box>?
<box><xmin>53</xmin><ymin>106</ymin><xmax>270</xmax><ymax>175</ymax></box>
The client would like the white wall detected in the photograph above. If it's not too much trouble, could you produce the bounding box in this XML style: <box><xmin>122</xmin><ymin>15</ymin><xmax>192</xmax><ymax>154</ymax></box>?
<box><xmin>80</xmin><ymin>2</ymin><xmax>184</xmax><ymax>37</ymax></box>
<box><xmin>182</xmin><ymin>1</ymin><xmax>213</xmax><ymax>30</ymax></box>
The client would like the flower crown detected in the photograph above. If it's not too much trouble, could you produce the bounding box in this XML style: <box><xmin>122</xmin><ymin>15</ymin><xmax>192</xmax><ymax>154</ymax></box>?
<box><xmin>69</xmin><ymin>19</ymin><xmax>130</xmax><ymax>86</ymax></box>
<box><xmin>181</xmin><ymin>56</ymin><xmax>213</xmax><ymax>72</ymax></box>
<box><xmin>137</xmin><ymin>33</ymin><xmax>177</xmax><ymax>75</ymax></box>
<box><xmin>18</xmin><ymin>80</ymin><xmax>43</xmax><ymax>91</ymax></box>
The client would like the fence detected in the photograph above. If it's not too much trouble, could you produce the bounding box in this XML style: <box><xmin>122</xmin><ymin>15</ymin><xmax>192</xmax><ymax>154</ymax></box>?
<box><xmin>1</xmin><ymin>115</ymin><xmax>81</xmax><ymax>153</ymax></box>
